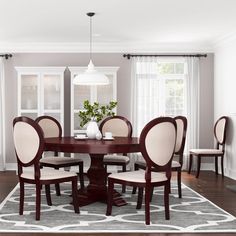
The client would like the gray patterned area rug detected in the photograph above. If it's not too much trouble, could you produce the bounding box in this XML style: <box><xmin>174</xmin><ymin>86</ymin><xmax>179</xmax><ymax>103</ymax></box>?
<box><xmin>0</xmin><ymin>182</ymin><xmax>235</xmax><ymax>233</ymax></box>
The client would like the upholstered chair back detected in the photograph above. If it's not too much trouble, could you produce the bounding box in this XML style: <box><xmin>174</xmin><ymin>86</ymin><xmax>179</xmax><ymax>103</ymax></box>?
<box><xmin>174</xmin><ymin>116</ymin><xmax>187</xmax><ymax>154</ymax></box>
<box><xmin>214</xmin><ymin>116</ymin><xmax>228</xmax><ymax>145</ymax></box>
<box><xmin>13</xmin><ymin>116</ymin><xmax>44</xmax><ymax>166</ymax></box>
<box><xmin>140</xmin><ymin>117</ymin><xmax>176</xmax><ymax>169</ymax></box>
<box><xmin>35</xmin><ymin>116</ymin><xmax>62</xmax><ymax>138</ymax></box>
<box><xmin>100</xmin><ymin>116</ymin><xmax>132</xmax><ymax>137</ymax></box>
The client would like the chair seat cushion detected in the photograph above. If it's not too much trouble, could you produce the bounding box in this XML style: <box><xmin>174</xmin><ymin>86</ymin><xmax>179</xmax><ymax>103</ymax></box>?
<box><xmin>171</xmin><ymin>160</ymin><xmax>181</xmax><ymax>168</ymax></box>
<box><xmin>108</xmin><ymin>170</ymin><xmax>167</xmax><ymax>183</ymax></box>
<box><xmin>21</xmin><ymin>168</ymin><xmax>77</xmax><ymax>180</ymax></box>
<box><xmin>104</xmin><ymin>155</ymin><xmax>129</xmax><ymax>164</ymax></box>
<box><xmin>40</xmin><ymin>156</ymin><xmax>83</xmax><ymax>165</ymax></box>
<box><xmin>190</xmin><ymin>149</ymin><xmax>223</xmax><ymax>155</ymax></box>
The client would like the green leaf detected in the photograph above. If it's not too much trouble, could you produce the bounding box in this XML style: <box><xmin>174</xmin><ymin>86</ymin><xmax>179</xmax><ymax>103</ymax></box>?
<box><xmin>78</xmin><ymin>100</ymin><xmax>117</xmax><ymax>128</ymax></box>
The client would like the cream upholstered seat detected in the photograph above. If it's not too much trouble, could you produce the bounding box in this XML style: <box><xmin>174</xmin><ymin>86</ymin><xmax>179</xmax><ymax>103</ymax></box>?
<box><xmin>133</xmin><ymin>116</ymin><xmax>187</xmax><ymax>198</ymax></box>
<box><xmin>189</xmin><ymin>149</ymin><xmax>223</xmax><ymax>155</ymax></box>
<box><xmin>21</xmin><ymin>168</ymin><xmax>77</xmax><ymax>180</ymax></box>
<box><xmin>106</xmin><ymin>117</ymin><xmax>177</xmax><ymax>225</ymax></box>
<box><xmin>103</xmin><ymin>155</ymin><xmax>129</xmax><ymax>163</ymax></box>
<box><xmin>188</xmin><ymin>116</ymin><xmax>228</xmax><ymax>178</ymax></box>
<box><xmin>108</xmin><ymin>169</ymin><xmax>167</xmax><ymax>183</ymax></box>
<box><xmin>99</xmin><ymin>116</ymin><xmax>132</xmax><ymax>193</ymax></box>
<box><xmin>35</xmin><ymin>116</ymin><xmax>84</xmax><ymax>195</ymax></box>
<box><xmin>13</xmin><ymin>116</ymin><xmax>79</xmax><ymax>220</ymax></box>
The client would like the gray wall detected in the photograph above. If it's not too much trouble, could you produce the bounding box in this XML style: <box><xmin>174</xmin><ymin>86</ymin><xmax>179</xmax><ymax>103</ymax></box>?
<box><xmin>4</xmin><ymin>53</ymin><xmax>213</xmax><ymax>166</ymax></box>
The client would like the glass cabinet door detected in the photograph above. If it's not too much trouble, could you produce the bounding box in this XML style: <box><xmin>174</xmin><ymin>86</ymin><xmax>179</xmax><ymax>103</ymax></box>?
<box><xmin>74</xmin><ymin>84</ymin><xmax>91</xmax><ymax>110</ymax></box>
<box><xmin>16</xmin><ymin>67</ymin><xmax>65</xmax><ymax>131</ymax></box>
<box><xmin>70</xmin><ymin>67</ymin><xmax>118</xmax><ymax>135</ymax></box>
<box><xmin>97</xmin><ymin>75</ymin><xmax>114</xmax><ymax>105</ymax></box>
<box><xmin>43</xmin><ymin>74</ymin><xmax>61</xmax><ymax>110</ymax></box>
<box><xmin>21</xmin><ymin>74</ymin><xmax>38</xmax><ymax>110</ymax></box>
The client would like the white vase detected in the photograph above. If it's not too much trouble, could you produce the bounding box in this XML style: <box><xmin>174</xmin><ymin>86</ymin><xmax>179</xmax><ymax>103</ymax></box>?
<box><xmin>86</xmin><ymin>121</ymin><xmax>99</xmax><ymax>139</ymax></box>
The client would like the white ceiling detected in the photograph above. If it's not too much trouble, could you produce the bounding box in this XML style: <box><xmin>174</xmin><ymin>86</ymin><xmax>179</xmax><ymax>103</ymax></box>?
<box><xmin>1</xmin><ymin>0</ymin><xmax>236</xmax><ymax>53</ymax></box>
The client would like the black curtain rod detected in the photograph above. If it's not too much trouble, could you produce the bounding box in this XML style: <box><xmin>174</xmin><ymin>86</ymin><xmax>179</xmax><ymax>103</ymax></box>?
<box><xmin>123</xmin><ymin>53</ymin><xmax>207</xmax><ymax>59</ymax></box>
<box><xmin>0</xmin><ymin>54</ymin><xmax>12</xmax><ymax>59</ymax></box>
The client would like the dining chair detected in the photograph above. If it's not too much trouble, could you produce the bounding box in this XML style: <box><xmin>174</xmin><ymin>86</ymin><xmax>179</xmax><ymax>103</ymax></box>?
<box><xmin>106</xmin><ymin>117</ymin><xmax>177</xmax><ymax>225</ymax></box>
<box><xmin>188</xmin><ymin>116</ymin><xmax>228</xmax><ymax>178</ymax></box>
<box><xmin>13</xmin><ymin>116</ymin><xmax>79</xmax><ymax>220</ymax></box>
<box><xmin>99</xmin><ymin>115</ymin><xmax>133</xmax><ymax>193</ymax></box>
<box><xmin>132</xmin><ymin>116</ymin><xmax>187</xmax><ymax>198</ymax></box>
<box><xmin>35</xmin><ymin>116</ymin><xmax>84</xmax><ymax>196</ymax></box>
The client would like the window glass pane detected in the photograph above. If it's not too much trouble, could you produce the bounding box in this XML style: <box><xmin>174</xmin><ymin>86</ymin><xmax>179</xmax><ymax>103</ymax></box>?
<box><xmin>43</xmin><ymin>74</ymin><xmax>61</xmax><ymax>110</ymax></box>
<box><xmin>175</xmin><ymin>63</ymin><xmax>184</xmax><ymax>74</ymax></box>
<box><xmin>21</xmin><ymin>75</ymin><xmax>38</xmax><ymax>109</ymax></box>
<box><xmin>157</xmin><ymin>63</ymin><xmax>174</xmax><ymax>74</ymax></box>
<box><xmin>97</xmin><ymin>75</ymin><xmax>113</xmax><ymax>105</ymax></box>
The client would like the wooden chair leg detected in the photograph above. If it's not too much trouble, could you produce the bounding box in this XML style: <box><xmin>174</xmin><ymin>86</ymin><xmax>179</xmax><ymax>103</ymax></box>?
<box><xmin>188</xmin><ymin>154</ymin><xmax>193</xmax><ymax>174</ymax></box>
<box><xmin>79</xmin><ymin>163</ymin><xmax>85</xmax><ymax>190</ymax></box>
<box><xmin>196</xmin><ymin>156</ymin><xmax>201</xmax><ymax>178</ymax></box>
<box><xmin>145</xmin><ymin>185</ymin><xmax>151</xmax><ymax>225</ymax></box>
<box><xmin>132</xmin><ymin>163</ymin><xmax>139</xmax><ymax>194</ymax></box>
<box><xmin>55</xmin><ymin>167</ymin><xmax>61</xmax><ymax>196</ymax></box>
<box><xmin>177</xmin><ymin>169</ymin><xmax>182</xmax><ymax>198</ymax></box>
<box><xmin>104</xmin><ymin>164</ymin><xmax>108</xmax><ymax>185</ymax></box>
<box><xmin>221</xmin><ymin>156</ymin><xmax>224</xmax><ymax>177</ymax></box>
<box><xmin>150</xmin><ymin>186</ymin><xmax>154</xmax><ymax>202</ymax></box>
<box><xmin>19</xmin><ymin>181</ymin><xmax>24</xmax><ymax>215</ymax></box>
<box><xmin>45</xmin><ymin>185</ymin><xmax>52</xmax><ymax>206</ymax></box>
<box><xmin>72</xmin><ymin>178</ymin><xmax>80</xmax><ymax>213</ymax></box>
<box><xmin>122</xmin><ymin>165</ymin><xmax>126</xmax><ymax>193</ymax></box>
<box><xmin>164</xmin><ymin>183</ymin><xmax>170</xmax><ymax>220</ymax></box>
<box><xmin>35</xmin><ymin>184</ymin><xmax>41</xmax><ymax>221</ymax></box>
<box><xmin>106</xmin><ymin>179</ymin><xmax>114</xmax><ymax>216</ymax></box>
<box><xmin>215</xmin><ymin>156</ymin><xmax>218</xmax><ymax>175</ymax></box>
<box><xmin>136</xmin><ymin>187</ymin><xmax>143</xmax><ymax>209</ymax></box>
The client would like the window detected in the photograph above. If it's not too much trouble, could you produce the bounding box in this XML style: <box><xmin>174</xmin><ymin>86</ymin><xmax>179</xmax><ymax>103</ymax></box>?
<box><xmin>134</xmin><ymin>58</ymin><xmax>186</xmax><ymax>135</ymax></box>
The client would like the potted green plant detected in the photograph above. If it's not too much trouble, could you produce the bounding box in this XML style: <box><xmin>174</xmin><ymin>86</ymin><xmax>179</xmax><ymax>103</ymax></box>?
<box><xmin>78</xmin><ymin>100</ymin><xmax>117</xmax><ymax>139</ymax></box>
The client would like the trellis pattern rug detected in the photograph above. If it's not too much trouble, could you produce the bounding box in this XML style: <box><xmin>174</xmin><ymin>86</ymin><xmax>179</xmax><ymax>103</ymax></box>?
<box><xmin>0</xmin><ymin>182</ymin><xmax>235</xmax><ymax>233</ymax></box>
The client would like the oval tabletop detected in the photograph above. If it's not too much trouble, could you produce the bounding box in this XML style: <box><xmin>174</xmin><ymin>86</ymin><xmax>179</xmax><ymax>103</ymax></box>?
<box><xmin>44</xmin><ymin>136</ymin><xmax>140</xmax><ymax>154</ymax></box>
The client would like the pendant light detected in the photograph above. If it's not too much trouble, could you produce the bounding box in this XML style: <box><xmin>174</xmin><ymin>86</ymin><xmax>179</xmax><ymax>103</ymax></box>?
<box><xmin>73</xmin><ymin>12</ymin><xmax>109</xmax><ymax>85</ymax></box>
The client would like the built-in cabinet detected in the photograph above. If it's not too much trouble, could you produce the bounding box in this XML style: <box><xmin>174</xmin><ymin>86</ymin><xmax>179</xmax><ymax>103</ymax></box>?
<box><xmin>15</xmin><ymin>67</ymin><xmax>65</xmax><ymax>127</ymax></box>
<box><xmin>69</xmin><ymin>66</ymin><xmax>119</xmax><ymax>136</ymax></box>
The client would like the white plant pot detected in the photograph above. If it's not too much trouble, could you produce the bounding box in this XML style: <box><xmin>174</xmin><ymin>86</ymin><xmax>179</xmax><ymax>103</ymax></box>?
<box><xmin>86</xmin><ymin>121</ymin><xmax>99</xmax><ymax>139</ymax></box>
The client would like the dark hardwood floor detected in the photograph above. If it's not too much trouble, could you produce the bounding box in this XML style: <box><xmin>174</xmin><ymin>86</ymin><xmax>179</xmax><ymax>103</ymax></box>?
<box><xmin>0</xmin><ymin>170</ymin><xmax>235</xmax><ymax>236</ymax></box>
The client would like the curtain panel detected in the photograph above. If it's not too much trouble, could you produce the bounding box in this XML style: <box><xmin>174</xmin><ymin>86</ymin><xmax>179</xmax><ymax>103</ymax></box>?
<box><xmin>131</xmin><ymin>56</ymin><xmax>200</xmax><ymax>170</ymax></box>
<box><xmin>0</xmin><ymin>58</ymin><xmax>6</xmax><ymax>171</ymax></box>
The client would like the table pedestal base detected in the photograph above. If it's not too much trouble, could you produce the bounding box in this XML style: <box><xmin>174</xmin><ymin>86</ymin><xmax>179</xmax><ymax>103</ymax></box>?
<box><xmin>77</xmin><ymin>154</ymin><xmax>127</xmax><ymax>207</ymax></box>
<box><xmin>77</xmin><ymin>188</ymin><xmax>127</xmax><ymax>207</ymax></box>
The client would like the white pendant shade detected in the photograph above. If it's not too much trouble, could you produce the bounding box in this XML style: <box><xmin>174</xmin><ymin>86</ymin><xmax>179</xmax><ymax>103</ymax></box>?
<box><xmin>73</xmin><ymin>60</ymin><xmax>109</xmax><ymax>85</ymax></box>
<box><xmin>73</xmin><ymin>12</ymin><xmax>110</xmax><ymax>86</ymax></box>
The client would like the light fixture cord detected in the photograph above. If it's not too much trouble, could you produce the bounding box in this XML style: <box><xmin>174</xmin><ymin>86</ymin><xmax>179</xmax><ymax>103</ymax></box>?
<box><xmin>90</xmin><ymin>15</ymin><xmax>92</xmax><ymax>61</ymax></box>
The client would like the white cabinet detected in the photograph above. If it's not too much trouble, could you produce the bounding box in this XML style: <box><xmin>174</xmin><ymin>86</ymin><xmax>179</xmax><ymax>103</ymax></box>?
<box><xmin>69</xmin><ymin>66</ymin><xmax>119</xmax><ymax>135</ymax></box>
<box><xmin>15</xmin><ymin>67</ymin><xmax>65</xmax><ymax>127</ymax></box>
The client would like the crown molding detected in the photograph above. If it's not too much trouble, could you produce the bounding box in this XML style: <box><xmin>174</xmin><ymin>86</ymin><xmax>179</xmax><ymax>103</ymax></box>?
<box><xmin>213</xmin><ymin>31</ymin><xmax>236</xmax><ymax>48</ymax></box>
<box><xmin>0</xmin><ymin>42</ymin><xmax>214</xmax><ymax>53</ymax></box>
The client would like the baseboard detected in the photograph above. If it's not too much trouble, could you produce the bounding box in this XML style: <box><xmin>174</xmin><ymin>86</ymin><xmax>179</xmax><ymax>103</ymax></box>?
<box><xmin>228</xmin><ymin>168</ymin><xmax>236</xmax><ymax>180</ymax></box>
<box><xmin>5</xmin><ymin>163</ymin><xmax>17</xmax><ymax>171</ymax></box>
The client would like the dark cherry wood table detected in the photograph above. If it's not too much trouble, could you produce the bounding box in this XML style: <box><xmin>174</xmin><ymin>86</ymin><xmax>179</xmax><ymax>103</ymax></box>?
<box><xmin>44</xmin><ymin>136</ymin><xmax>140</xmax><ymax>206</ymax></box>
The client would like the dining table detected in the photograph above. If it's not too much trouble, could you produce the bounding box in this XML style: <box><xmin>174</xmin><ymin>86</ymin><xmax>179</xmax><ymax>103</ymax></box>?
<box><xmin>44</xmin><ymin>136</ymin><xmax>140</xmax><ymax>206</ymax></box>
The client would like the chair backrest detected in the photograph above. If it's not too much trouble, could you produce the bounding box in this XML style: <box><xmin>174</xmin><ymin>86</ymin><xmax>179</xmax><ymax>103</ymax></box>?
<box><xmin>139</xmin><ymin>117</ymin><xmax>177</xmax><ymax>179</ymax></box>
<box><xmin>35</xmin><ymin>116</ymin><xmax>62</xmax><ymax>138</ymax></box>
<box><xmin>214</xmin><ymin>116</ymin><xmax>228</xmax><ymax>148</ymax></box>
<box><xmin>13</xmin><ymin>116</ymin><xmax>44</xmax><ymax>171</ymax></box>
<box><xmin>100</xmin><ymin>116</ymin><xmax>132</xmax><ymax>137</ymax></box>
<box><xmin>174</xmin><ymin>116</ymin><xmax>187</xmax><ymax>155</ymax></box>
